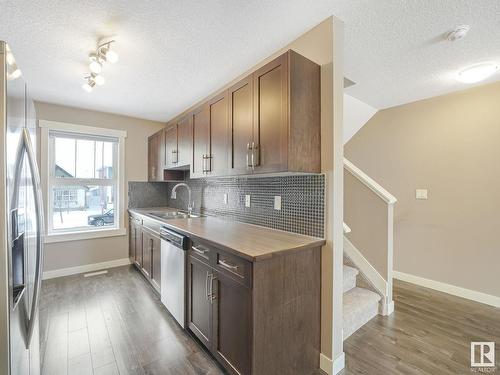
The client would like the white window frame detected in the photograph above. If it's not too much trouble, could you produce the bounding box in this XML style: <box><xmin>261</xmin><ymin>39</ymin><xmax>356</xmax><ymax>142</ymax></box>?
<box><xmin>39</xmin><ymin>120</ymin><xmax>127</xmax><ymax>243</ymax></box>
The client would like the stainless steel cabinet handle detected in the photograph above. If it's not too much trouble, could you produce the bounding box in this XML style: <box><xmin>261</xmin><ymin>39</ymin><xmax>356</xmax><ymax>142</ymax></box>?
<box><xmin>206</xmin><ymin>154</ymin><xmax>212</xmax><ymax>173</ymax></box>
<box><xmin>12</xmin><ymin>129</ymin><xmax>45</xmax><ymax>349</ymax></box>
<box><xmin>172</xmin><ymin>149</ymin><xmax>178</xmax><ymax>164</ymax></box>
<box><xmin>152</xmin><ymin>166</ymin><xmax>156</xmax><ymax>179</ymax></box>
<box><xmin>192</xmin><ymin>245</ymin><xmax>208</xmax><ymax>255</ymax></box>
<box><xmin>206</xmin><ymin>271</ymin><xmax>210</xmax><ymax>300</ymax></box>
<box><xmin>210</xmin><ymin>274</ymin><xmax>217</xmax><ymax>303</ymax></box>
<box><xmin>219</xmin><ymin>259</ymin><xmax>239</xmax><ymax>271</ymax></box>
<box><xmin>202</xmin><ymin>154</ymin><xmax>207</xmax><ymax>173</ymax></box>
<box><xmin>246</xmin><ymin>143</ymin><xmax>252</xmax><ymax>169</ymax></box>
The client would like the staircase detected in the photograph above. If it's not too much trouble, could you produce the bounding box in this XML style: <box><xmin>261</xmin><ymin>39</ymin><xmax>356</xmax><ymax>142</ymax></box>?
<box><xmin>343</xmin><ymin>264</ymin><xmax>381</xmax><ymax>339</ymax></box>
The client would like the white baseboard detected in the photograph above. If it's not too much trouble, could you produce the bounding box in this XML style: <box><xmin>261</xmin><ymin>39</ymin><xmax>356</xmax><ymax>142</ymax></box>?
<box><xmin>320</xmin><ymin>353</ymin><xmax>345</xmax><ymax>375</ymax></box>
<box><xmin>320</xmin><ymin>354</ymin><xmax>332</xmax><ymax>374</ymax></box>
<box><xmin>393</xmin><ymin>271</ymin><xmax>500</xmax><ymax>308</ymax></box>
<box><xmin>43</xmin><ymin>258</ymin><xmax>132</xmax><ymax>280</ymax></box>
<box><xmin>380</xmin><ymin>299</ymin><xmax>395</xmax><ymax>316</ymax></box>
<box><xmin>333</xmin><ymin>353</ymin><xmax>345</xmax><ymax>374</ymax></box>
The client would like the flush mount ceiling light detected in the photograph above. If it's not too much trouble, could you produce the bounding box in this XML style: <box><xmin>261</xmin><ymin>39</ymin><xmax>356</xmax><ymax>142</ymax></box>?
<box><xmin>446</xmin><ymin>25</ymin><xmax>470</xmax><ymax>42</ymax></box>
<box><xmin>82</xmin><ymin>37</ymin><xmax>119</xmax><ymax>92</ymax></box>
<box><xmin>456</xmin><ymin>62</ymin><xmax>499</xmax><ymax>84</ymax></box>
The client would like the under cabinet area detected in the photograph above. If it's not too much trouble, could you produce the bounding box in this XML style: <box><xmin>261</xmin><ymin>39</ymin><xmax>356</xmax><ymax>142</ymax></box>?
<box><xmin>147</xmin><ymin>49</ymin><xmax>320</xmax><ymax>181</ymax></box>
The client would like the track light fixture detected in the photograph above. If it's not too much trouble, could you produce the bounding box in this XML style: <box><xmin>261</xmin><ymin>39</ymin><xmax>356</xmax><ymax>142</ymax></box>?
<box><xmin>5</xmin><ymin>44</ymin><xmax>22</xmax><ymax>81</ymax></box>
<box><xmin>82</xmin><ymin>37</ymin><xmax>119</xmax><ymax>92</ymax></box>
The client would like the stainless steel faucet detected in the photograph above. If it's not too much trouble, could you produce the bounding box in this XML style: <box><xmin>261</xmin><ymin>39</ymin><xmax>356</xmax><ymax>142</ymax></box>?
<box><xmin>170</xmin><ymin>183</ymin><xmax>193</xmax><ymax>216</ymax></box>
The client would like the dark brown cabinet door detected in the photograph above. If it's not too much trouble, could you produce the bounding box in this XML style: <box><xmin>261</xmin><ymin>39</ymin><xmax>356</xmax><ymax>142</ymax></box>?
<box><xmin>191</xmin><ymin>105</ymin><xmax>210</xmax><ymax>178</ymax></box>
<box><xmin>135</xmin><ymin>225</ymin><xmax>143</xmax><ymax>268</ymax></box>
<box><xmin>228</xmin><ymin>77</ymin><xmax>253</xmax><ymax>175</ymax></box>
<box><xmin>187</xmin><ymin>255</ymin><xmax>214</xmax><ymax>349</ymax></box>
<box><xmin>129</xmin><ymin>219</ymin><xmax>136</xmax><ymax>263</ymax></box>
<box><xmin>150</xmin><ymin>234</ymin><xmax>161</xmax><ymax>293</ymax></box>
<box><xmin>213</xmin><ymin>271</ymin><xmax>252</xmax><ymax>375</ymax></box>
<box><xmin>177</xmin><ymin>116</ymin><xmax>192</xmax><ymax>167</ymax></box>
<box><xmin>207</xmin><ymin>93</ymin><xmax>229</xmax><ymax>176</ymax></box>
<box><xmin>156</xmin><ymin>130</ymin><xmax>165</xmax><ymax>179</ymax></box>
<box><xmin>164</xmin><ymin>124</ymin><xmax>178</xmax><ymax>169</ymax></box>
<box><xmin>148</xmin><ymin>130</ymin><xmax>165</xmax><ymax>181</ymax></box>
<box><xmin>141</xmin><ymin>231</ymin><xmax>153</xmax><ymax>277</ymax></box>
<box><xmin>253</xmin><ymin>53</ymin><xmax>288</xmax><ymax>173</ymax></box>
<box><xmin>147</xmin><ymin>135</ymin><xmax>156</xmax><ymax>181</ymax></box>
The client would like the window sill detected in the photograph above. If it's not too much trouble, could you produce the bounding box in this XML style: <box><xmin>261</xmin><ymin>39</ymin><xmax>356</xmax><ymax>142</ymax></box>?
<box><xmin>45</xmin><ymin>228</ymin><xmax>127</xmax><ymax>244</ymax></box>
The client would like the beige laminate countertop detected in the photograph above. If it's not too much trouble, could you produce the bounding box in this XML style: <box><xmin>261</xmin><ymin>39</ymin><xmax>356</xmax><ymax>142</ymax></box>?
<box><xmin>129</xmin><ymin>207</ymin><xmax>325</xmax><ymax>262</ymax></box>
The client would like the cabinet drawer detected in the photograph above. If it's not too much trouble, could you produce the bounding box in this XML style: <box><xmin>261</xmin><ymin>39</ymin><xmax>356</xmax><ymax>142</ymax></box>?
<box><xmin>215</xmin><ymin>250</ymin><xmax>252</xmax><ymax>288</ymax></box>
<box><xmin>189</xmin><ymin>241</ymin><xmax>214</xmax><ymax>265</ymax></box>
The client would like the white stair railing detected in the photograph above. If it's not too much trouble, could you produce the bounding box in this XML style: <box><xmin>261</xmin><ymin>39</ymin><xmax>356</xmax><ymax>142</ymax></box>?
<box><xmin>343</xmin><ymin>157</ymin><xmax>397</xmax><ymax>316</ymax></box>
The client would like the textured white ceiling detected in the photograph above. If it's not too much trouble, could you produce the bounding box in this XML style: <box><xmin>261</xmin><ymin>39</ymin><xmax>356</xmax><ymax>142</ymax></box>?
<box><xmin>1</xmin><ymin>1</ymin><xmax>499</xmax><ymax>121</ymax></box>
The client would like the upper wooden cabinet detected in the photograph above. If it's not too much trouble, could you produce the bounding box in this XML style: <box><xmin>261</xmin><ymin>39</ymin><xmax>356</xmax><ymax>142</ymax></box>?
<box><xmin>191</xmin><ymin>93</ymin><xmax>229</xmax><ymax>178</ymax></box>
<box><xmin>165</xmin><ymin>116</ymin><xmax>193</xmax><ymax>169</ymax></box>
<box><xmin>151</xmin><ymin>49</ymin><xmax>320</xmax><ymax>179</ymax></box>
<box><xmin>148</xmin><ymin>129</ymin><xmax>165</xmax><ymax>181</ymax></box>
<box><xmin>228</xmin><ymin>50</ymin><xmax>320</xmax><ymax>176</ymax></box>
<box><xmin>177</xmin><ymin>116</ymin><xmax>192</xmax><ymax>166</ymax></box>
<box><xmin>164</xmin><ymin>124</ymin><xmax>177</xmax><ymax>169</ymax></box>
<box><xmin>228</xmin><ymin>76</ymin><xmax>254</xmax><ymax>175</ymax></box>
<box><xmin>229</xmin><ymin>50</ymin><xmax>320</xmax><ymax>176</ymax></box>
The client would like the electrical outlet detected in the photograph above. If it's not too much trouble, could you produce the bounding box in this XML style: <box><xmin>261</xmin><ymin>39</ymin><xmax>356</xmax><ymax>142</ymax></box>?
<box><xmin>416</xmin><ymin>189</ymin><xmax>428</xmax><ymax>200</ymax></box>
<box><xmin>223</xmin><ymin>193</ymin><xmax>228</xmax><ymax>205</ymax></box>
<box><xmin>274</xmin><ymin>196</ymin><xmax>282</xmax><ymax>210</ymax></box>
<box><xmin>245</xmin><ymin>194</ymin><xmax>251</xmax><ymax>207</ymax></box>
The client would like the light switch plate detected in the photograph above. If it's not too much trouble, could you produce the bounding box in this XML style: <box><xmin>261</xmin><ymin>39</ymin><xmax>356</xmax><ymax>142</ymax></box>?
<box><xmin>274</xmin><ymin>196</ymin><xmax>282</xmax><ymax>210</ymax></box>
<box><xmin>223</xmin><ymin>193</ymin><xmax>228</xmax><ymax>205</ymax></box>
<box><xmin>416</xmin><ymin>189</ymin><xmax>428</xmax><ymax>200</ymax></box>
<box><xmin>245</xmin><ymin>194</ymin><xmax>251</xmax><ymax>207</ymax></box>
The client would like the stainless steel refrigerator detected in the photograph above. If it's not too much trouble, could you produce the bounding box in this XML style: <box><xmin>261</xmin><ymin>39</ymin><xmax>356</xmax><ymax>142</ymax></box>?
<box><xmin>0</xmin><ymin>41</ymin><xmax>44</xmax><ymax>375</ymax></box>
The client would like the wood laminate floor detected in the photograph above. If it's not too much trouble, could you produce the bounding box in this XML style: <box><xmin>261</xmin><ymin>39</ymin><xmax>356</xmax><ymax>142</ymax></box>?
<box><xmin>341</xmin><ymin>279</ymin><xmax>500</xmax><ymax>375</ymax></box>
<box><xmin>39</xmin><ymin>265</ymin><xmax>225</xmax><ymax>375</ymax></box>
<box><xmin>40</xmin><ymin>266</ymin><xmax>500</xmax><ymax>375</ymax></box>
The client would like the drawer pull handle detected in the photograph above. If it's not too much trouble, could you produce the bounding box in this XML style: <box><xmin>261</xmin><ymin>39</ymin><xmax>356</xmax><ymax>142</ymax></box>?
<box><xmin>206</xmin><ymin>272</ymin><xmax>211</xmax><ymax>300</ymax></box>
<box><xmin>192</xmin><ymin>245</ymin><xmax>208</xmax><ymax>255</ymax></box>
<box><xmin>219</xmin><ymin>259</ymin><xmax>239</xmax><ymax>271</ymax></box>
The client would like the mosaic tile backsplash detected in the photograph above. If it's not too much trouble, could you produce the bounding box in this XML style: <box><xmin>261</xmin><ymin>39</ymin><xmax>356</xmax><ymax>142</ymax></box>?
<box><xmin>129</xmin><ymin>174</ymin><xmax>325</xmax><ymax>238</ymax></box>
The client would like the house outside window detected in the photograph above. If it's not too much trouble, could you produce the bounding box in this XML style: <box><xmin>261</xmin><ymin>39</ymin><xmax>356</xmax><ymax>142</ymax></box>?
<box><xmin>39</xmin><ymin>121</ymin><xmax>126</xmax><ymax>242</ymax></box>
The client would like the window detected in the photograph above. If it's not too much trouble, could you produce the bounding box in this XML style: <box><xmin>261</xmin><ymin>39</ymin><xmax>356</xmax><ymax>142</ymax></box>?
<box><xmin>40</xmin><ymin>121</ymin><xmax>126</xmax><ymax>242</ymax></box>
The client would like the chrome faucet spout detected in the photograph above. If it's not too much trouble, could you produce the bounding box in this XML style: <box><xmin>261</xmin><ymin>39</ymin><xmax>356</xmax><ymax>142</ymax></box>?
<box><xmin>171</xmin><ymin>183</ymin><xmax>193</xmax><ymax>216</ymax></box>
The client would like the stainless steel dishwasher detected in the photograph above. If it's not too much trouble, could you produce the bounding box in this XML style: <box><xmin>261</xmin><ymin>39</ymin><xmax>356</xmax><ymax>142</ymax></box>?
<box><xmin>160</xmin><ymin>226</ymin><xmax>189</xmax><ymax>328</ymax></box>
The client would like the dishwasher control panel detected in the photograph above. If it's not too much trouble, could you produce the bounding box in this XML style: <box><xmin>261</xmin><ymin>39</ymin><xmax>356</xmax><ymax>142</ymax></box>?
<box><xmin>160</xmin><ymin>227</ymin><xmax>189</xmax><ymax>250</ymax></box>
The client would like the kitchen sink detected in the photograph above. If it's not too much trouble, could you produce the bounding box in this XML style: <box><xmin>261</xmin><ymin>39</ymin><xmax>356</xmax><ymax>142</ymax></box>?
<box><xmin>148</xmin><ymin>211</ymin><xmax>200</xmax><ymax>220</ymax></box>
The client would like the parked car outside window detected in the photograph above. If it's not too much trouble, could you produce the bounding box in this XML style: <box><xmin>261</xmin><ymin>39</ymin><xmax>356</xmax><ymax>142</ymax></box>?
<box><xmin>87</xmin><ymin>209</ymin><xmax>115</xmax><ymax>226</ymax></box>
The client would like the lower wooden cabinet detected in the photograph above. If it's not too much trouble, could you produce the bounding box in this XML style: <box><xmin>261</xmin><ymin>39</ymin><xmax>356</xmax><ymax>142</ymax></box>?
<box><xmin>187</xmin><ymin>251</ymin><xmax>251</xmax><ymax>375</ymax></box>
<box><xmin>129</xmin><ymin>214</ymin><xmax>161</xmax><ymax>294</ymax></box>
<box><xmin>150</xmin><ymin>233</ymin><xmax>162</xmax><ymax>292</ymax></box>
<box><xmin>187</xmin><ymin>240</ymin><xmax>320</xmax><ymax>375</ymax></box>
<box><xmin>141</xmin><ymin>230</ymin><xmax>153</xmax><ymax>278</ymax></box>
<box><xmin>129</xmin><ymin>216</ymin><xmax>143</xmax><ymax>269</ymax></box>
<box><xmin>187</xmin><ymin>255</ymin><xmax>214</xmax><ymax>349</ymax></box>
<box><xmin>213</xmin><ymin>270</ymin><xmax>252</xmax><ymax>375</ymax></box>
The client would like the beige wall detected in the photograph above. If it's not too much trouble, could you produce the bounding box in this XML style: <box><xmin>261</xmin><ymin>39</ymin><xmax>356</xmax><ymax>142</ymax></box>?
<box><xmin>344</xmin><ymin>170</ymin><xmax>389</xmax><ymax>279</ymax></box>
<box><xmin>345</xmin><ymin>82</ymin><xmax>500</xmax><ymax>298</ymax></box>
<box><xmin>35</xmin><ymin>102</ymin><xmax>165</xmax><ymax>271</ymax></box>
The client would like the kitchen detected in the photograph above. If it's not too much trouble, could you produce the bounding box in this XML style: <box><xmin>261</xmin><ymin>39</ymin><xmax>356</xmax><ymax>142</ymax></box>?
<box><xmin>0</xmin><ymin>5</ymin><xmax>343</xmax><ymax>375</ymax></box>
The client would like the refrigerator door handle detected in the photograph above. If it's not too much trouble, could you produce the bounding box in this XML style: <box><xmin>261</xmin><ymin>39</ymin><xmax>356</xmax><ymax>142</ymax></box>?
<box><xmin>19</xmin><ymin>128</ymin><xmax>45</xmax><ymax>349</ymax></box>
